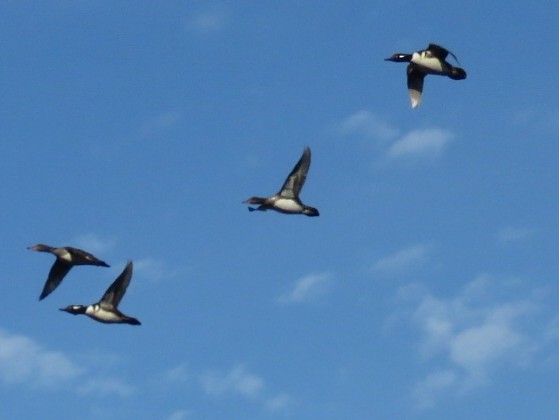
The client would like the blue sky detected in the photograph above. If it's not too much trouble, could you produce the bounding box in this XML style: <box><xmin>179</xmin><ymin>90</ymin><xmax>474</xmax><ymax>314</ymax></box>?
<box><xmin>2</xmin><ymin>1</ymin><xmax>559</xmax><ymax>419</ymax></box>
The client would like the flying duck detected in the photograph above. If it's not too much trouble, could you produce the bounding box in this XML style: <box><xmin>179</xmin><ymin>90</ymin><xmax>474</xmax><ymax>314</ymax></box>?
<box><xmin>385</xmin><ymin>43</ymin><xmax>467</xmax><ymax>108</ymax></box>
<box><xmin>244</xmin><ymin>147</ymin><xmax>319</xmax><ymax>216</ymax></box>
<box><xmin>60</xmin><ymin>261</ymin><xmax>141</xmax><ymax>325</ymax></box>
<box><xmin>28</xmin><ymin>243</ymin><xmax>110</xmax><ymax>300</ymax></box>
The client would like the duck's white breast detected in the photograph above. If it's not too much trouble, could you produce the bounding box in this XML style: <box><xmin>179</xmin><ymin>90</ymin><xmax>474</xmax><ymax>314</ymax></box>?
<box><xmin>274</xmin><ymin>198</ymin><xmax>303</xmax><ymax>212</ymax></box>
<box><xmin>412</xmin><ymin>52</ymin><xmax>444</xmax><ymax>73</ymax></box>
<box><xmin>86</xmin><ymin>305</ymin><xmax>121</xmax><ymax>322</ymax></box>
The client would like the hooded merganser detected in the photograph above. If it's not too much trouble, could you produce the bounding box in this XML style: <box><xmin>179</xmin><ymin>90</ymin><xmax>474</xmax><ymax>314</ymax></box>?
<box><xmin>28</xmin><ymin>243</ymin><xmax>110</xmax><ymax>300</ymax></box>
<box><xmin>244</xmin><ymin>147</ymin><xmax>319</xmax><ymax>216</ymax></box>
<box><xmin>385</xmin><ymin>43</ymin><xmax>467</xmax><ymax>108</ymax></box>
<box><xmin>60</xmin><ymin>261</ymin><xmax>141</xmax><ymax>325</ymax></box>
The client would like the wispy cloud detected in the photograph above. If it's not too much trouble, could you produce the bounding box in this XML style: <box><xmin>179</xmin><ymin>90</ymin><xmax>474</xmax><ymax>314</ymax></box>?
<box><xmin>387</xmin><ymin>128</ymin><xmax>453</xmax><ymax>159</ymax></box>
<box><xmin>134</xmin><ymin>257</ymin><xmax>179</xmax><ymax>283</ymax></box>
<box><xmin>511</xmin><ymin>106</ymin><xmax>559</xmax><ymax>133</ymax></box>
<box><xmin>373</xmin><ymin>244</ymin><xmax>430</xmax><ymax>274</ymax></box>
<box><xmin>140</xmin><ymin>111</ymin><xmax>183</xmax><ymax>137</ymax></box>
<box><xmin>336</xmin><ymin>110</ymin><xmax>453</xmax><ymax>161</ymax></box>
<box><xmin>164</xmin><ymin>363</ymin><xmax>190</xmax><ymax>383</ymax></box>
<box><xmin>412</xmin><ymin>369</ymin><xmax>457</xmax><ymax>410</ymax></box>
<box><xmin>186</xmin><ymin>8</ymin><xmax>227</xmax><ymax>34</ymax></box>
<box><xmin>198</xmin><ymin>364</ymin><xmax>290</xmax><ymax>413</ymax></box>
<box><xmin>0</xmin><ymin>328</ymin><xmax>83</xmax><ymax>387</ymax></box>
<box><xmin>497</xmin><ymin>226</ymin><xmax>535</xmax><ymax>243</ymax></box>
<box><xmin>0</xmin><ymin>327</ymin><xmax>138</xmax><ymax>400</ymax></box>
<box><xmin>167</xmin><ymin>409</ymin><xmax>192</xmax><ymax>420</ymax></box>
<box><xmin>77</xmin><ymin>376</ymin><xmax>135</xmax><ymax>397</ymax></box>
<box><xmin>394</xmin><ymin>275</ymin><xmax>558</xmax><ymax>409</ymax></box>
<box><xmin>337</xmin><ymin>110</ymin><xmax>399</xmax><ymax>141</ymax></box>
<box><xmin>277</xmin><ymin>273</ymin><xmax>332</xmax><ymax>304</ymax></box>
<box><xmin>265</xmin><ymin>393</ymin><xmax>292</xmax><ymax>412</ymax></box>
<box><xmin>200</xmin><ymin>364</ymin><xmax>264</xmax><ymax>399</ymax></box>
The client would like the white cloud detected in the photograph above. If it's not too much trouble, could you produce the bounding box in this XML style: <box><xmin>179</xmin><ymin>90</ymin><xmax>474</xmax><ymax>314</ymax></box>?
<box><xmin>0</xmin><ymin>327</ymin><xmax>138</xmax><ymax>401</ymax></box>
<box><xmin>0</xmin><ymin>328</ymin><xmax>83</xmax><ymax>387</ymax></box>
<box><xmin>336</xmin><ymin>110</ymin><xmax>453</xmax><ymax>161</ymax></box>
<box><xmin>140</xmin><ymin>111</ymin><xmax>183</xmax><ymax>136</ymax></box>
<box><xmin>338</xmin><ymin>110</ymin><xmax>399</xmax><ymax>141</ymax></box>
<box><xmin>265</xmin><ymin>393</ymin><xmax>292</xmax><ymax>412</ymax></box>
<box><xmin>387</xmin><ymin>128</ymin><xmax>453</xmax><ymax>159</ymax></box>
<box><xmin>373</xmin><ymin>244</ymin><xmax>430</xmax><ymax>274</ymax></box>
<box><xmin>200</xmin><ymin>364</ymin><xmax>264</xmax><ymax>399</ymax></box>
<box><xmin>412</xmin><ymin>369</ymin><xmax>456</xmax><ymax>410</ymax></box>
<box><xmin>449</xmin><ymin>319</ymin><xmax>523</xmax><ymax>378</ymax></box>
<box><xmin>167</xmin><ymin>410</ymin><xmax>192</xmax><ymax>420</ymax></box>
<box><xmin>510</xmin><ymin>106</ymin><xmax>559</xmax><ymax>132</ymax></box>
<box><xmin>77</xmin><ymin>376</ymin><xmax>135</xmax><ymax>397</ymax></box>
<box><xmin>0</xmin><ymin>328</ymin><xmax>142</xmax><ymax>399</ymax></box>
<box><xmin>186</xmin><ymin>8</ymin><xmax>227</xmax><ymax>33</ymax></box>
<box><xmin>497</xmin><ymin>226</ymin><xmax>535</xmax><ymax>243</ymax></box>
<box><xmin>164</xmin><ymin>363</ymin><xmax>190</xmax><ymax>383</ymax></box>
<box><xmin>395</xmin><ymin>276</ymin><xmax>556</xmax><ymax>409</ymax></box>
<box><xmin>277</xmin><ymin>273</ymin><xmax>332</xmax><ymax>304</ymax></box>
<box><xmin>134</xmin><ymin>257</ymin><xmax>178</xmax><ymax>283</ymax></box>
<box><xmin>197</xmin><ymin>364</ymin><xmax>290</xmax><ymax>413</ymax></box>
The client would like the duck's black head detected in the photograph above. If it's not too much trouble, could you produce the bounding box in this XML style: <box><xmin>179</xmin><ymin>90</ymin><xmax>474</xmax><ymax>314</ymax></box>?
<box><xmin>60</xmin><ymin>305</ymin><xmax>87</xmax><ymax>315</ymax></box>
<box><xmin>243</xmin><ymin>196</ymin><xmax>266</xmax><ymax>205</ymax></box>
<box><xmin>385</xmin><ymin>53</ymin><xmax>412</xmax><ymax>63</ymax></box>
<box><xmin>27</xmin><ymin>243</ymin><xmax>53</xmax><ymax>253</ymax></box>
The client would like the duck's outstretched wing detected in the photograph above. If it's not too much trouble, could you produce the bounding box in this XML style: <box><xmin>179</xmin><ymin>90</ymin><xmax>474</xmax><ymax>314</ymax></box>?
<box><xmin>39</xmin><ymin>260</ymin><xmax>73</xmax><ymax>300</ymax></box>
<box><xmin>100</xmin><ymin>261</ymin><xmax>133</xmax><ymax>308</ymax></box>
<box><xmin>407</xmin><ymin>65</ymin><xmax>425</xmax><ymax>109</ymax></box>
<box><xmin>427</xmin><ymin>43</ymin><xmax>459</xmax><ymax>63</ymax></box>
<box><xmin>278</xmin><ymin>147</ymin><xmax>311</xmax><ymax>198</ymax></box>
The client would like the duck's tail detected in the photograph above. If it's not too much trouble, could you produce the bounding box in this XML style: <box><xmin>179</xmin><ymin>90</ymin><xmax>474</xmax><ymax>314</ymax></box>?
<box><xmin>449</xmin><ymin>66</ymin><xmax>467</xmax><ymax>80</ymax></box>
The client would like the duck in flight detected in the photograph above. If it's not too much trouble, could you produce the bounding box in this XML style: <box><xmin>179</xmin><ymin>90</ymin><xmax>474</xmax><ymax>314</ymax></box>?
<box><xmin>244</xmin><ymin>147</ymin><xmax>319</xmax><ymax>217</ymax></box>
<box><xmin>28</xmin><ymin>244</ymin><xmax>110</xmax><ymax>300</ymax></box>
<box><xmin>60</xmin><ymin>261</ymin><xmax>141</xmax><ymax>325</ymax></box>
<box><xmin>385</xmin><ymin>43</ymin><xmax>467</xmax><ymax>108</ymax></box>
